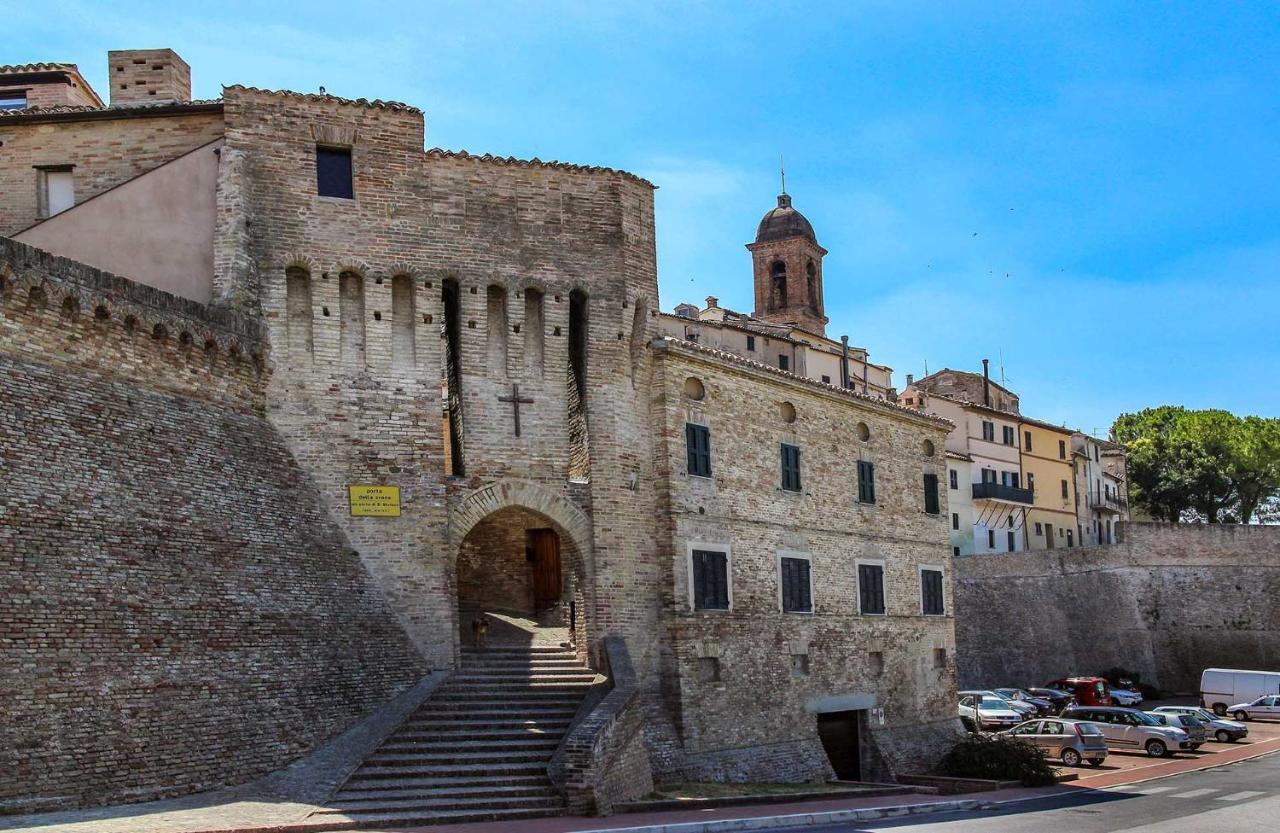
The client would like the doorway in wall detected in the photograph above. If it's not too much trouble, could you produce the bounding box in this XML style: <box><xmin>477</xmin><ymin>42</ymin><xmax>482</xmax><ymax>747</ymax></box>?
<box><xmin>816</xmin><ymin>711</ymin><xmax>862</xmax><ymax>781</ymax></box>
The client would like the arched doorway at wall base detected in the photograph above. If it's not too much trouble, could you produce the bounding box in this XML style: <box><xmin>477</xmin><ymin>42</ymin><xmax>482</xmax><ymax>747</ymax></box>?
<box><xmin>449</xmin><ymin>479</ymin><xmax>596</xmax><ymax>657</ymax></box>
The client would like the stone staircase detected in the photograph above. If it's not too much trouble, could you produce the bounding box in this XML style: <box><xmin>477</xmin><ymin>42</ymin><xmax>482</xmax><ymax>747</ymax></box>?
<box><xmin>314</xmin><ymin>643</ymin><xmax>598</xmax><ymax>829</ymax></box>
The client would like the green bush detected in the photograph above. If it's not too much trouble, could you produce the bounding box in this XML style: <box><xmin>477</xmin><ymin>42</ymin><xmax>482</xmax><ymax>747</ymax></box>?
<box><xmin>937</xmin><ymin>734</ymin><xmax>1057</xmax><ymax>787</ymax></box>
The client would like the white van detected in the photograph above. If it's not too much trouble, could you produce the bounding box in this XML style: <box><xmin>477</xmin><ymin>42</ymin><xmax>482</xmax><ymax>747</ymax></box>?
<box><xmin>1201</xmin><ymin>668</ymin><xmax>1280</xmax><ymax>715</ymax></box>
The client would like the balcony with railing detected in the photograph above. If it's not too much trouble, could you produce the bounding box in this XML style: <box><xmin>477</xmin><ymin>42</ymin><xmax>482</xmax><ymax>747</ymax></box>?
<box><xmin>1087</xmin><ymin>490</ymin><xmax>1127</xmax><ymax>513</ymax></box>
<box><xmin>971</xmin><ymin>481</ymin><xmax>1035</xmax><ymax>505</ymax></box>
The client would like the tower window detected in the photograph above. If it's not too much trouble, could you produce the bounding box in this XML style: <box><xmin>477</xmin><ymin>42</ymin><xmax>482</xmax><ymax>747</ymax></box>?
<box><xmin>771</xmin><ymin>261</ymin><xmax>787</xmax><ymax>307</ymax></box>
<box><xmin>0</xmin><ymin>92</ymin><xmax>26</xmax><ymax>110</ymax></box>
<box><xmin>316</xmin><ymin>146</ymin><xmax>353</xmax><ymax>199</ymax></box>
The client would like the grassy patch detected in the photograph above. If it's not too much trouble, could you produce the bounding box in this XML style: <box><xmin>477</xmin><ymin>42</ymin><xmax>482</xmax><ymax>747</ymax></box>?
<box><xmin>647</xmin><ymin>782</ymin><xmax>860</xmax><ymax>800</ymax></box>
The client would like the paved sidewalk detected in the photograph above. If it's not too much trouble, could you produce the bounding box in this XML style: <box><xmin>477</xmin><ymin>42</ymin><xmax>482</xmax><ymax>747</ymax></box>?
<box><xmin>5</xmin><ymin>729</ymin><xmax>1278</xmax><ymax>833</ymax></box>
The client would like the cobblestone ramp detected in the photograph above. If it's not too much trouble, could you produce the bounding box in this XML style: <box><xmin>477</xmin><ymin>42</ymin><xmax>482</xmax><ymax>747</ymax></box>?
<box><xmin>312</xmin><ymin>644</ymin><xmax>598</xmax><ymax>828</ymax></box>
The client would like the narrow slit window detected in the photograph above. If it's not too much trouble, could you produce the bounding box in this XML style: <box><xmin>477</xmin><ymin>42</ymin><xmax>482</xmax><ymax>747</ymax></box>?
<box><xmin>487</xmin><ymin>285</ymin><xmax>509</xmax><ymax>376</ymax></box>
<box><xmin>524</xmin><ymin>288</ymin><xmax>545</xmax><ymax>377</ymax></box>
<box><xmin>442</xmin><ymin>279</ymin><xmax>465</xmax><ymax>476</ymax></box>
<box><xmin>338</xmin><ymin>271</ymin><xmax>366</xmax><ymax>368</ymax></box>
<box><xmin>391</xmin><ymin>274</ymin><xmax>416</xmax><ymax>369</ymax></box>
<box><xmin>285</xmin><ymin>266</ymin><xmax>314</xmax><ymax>362</ymax></box>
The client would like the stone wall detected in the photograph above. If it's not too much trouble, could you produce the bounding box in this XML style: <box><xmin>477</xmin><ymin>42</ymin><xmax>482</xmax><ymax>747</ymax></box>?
<box><xmin>652</xmin><ymin>339</ymin><xmax>961</xmax><ymax>781</ymax></box>
<box><xmin>0</xmin><ymin>238</ymin><xmax>427</xmax><ymax>812</ymax></box>
<box><xmin>0</xmin><ymin>108</ymin><xmax>224</xmax><ymax>235</ymax></box>
<box><xmin>954</xmin><ymin>522</ymin><xmax>1280</xmax><ymax>694</ymax></box>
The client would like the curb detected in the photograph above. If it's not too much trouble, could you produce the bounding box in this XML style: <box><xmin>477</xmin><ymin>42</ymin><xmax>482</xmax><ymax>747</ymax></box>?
<box><xmin>563</xmin><ymin>800</ymin><xmax>984</xmax><ymax>833</ymax></box>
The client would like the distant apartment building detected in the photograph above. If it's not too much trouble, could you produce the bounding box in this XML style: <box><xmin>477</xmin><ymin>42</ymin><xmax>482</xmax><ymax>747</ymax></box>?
<box><xmin>1074</xmin><ymin>434</ymin><xmax>1128</xmax><ymax>546</ymax></box>
<box><xmin>899</xmin><ymin>364</ymin><xmax>1027</xmax><ymax>555</ymax></box>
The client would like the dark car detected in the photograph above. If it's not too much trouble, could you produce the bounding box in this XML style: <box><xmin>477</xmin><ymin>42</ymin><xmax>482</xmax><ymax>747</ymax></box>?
<box><xmin>1028</xmin><ymin>687</ymin><xmax>1075</xmax><ymax>714</ymax></box>
<box><xmin>995</xmin><ymin>688</ymin><xmax>1055</xmax><ymax>717</ymax></box>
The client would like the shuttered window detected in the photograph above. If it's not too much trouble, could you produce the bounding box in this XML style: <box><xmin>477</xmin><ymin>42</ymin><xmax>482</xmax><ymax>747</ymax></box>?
<box><xmin>923</xmin><ymin>473</ymin><xmax>940</xmax><ymax>514</ymax></box>
<box><xmin>982</xmin><ymin>421</ymin><xmax>995</xmax><ymax>441</ymax></box>
<box><xmin>686</xmin><ymin>423</ymin><xmax>711</xmax><ymax>477</ymax></box>
<box><xmin>858</xmin><ymin>563</ymin><xmax>886</xmax><ymax>614</ymax></box>
<box><xmin>691</xmin><ymin>549</ymin><xmax>729</xmax><ymax>610</ymax></box>
<box><xmin>857</xmin><ymin>460</ymin><xmax>875</xmax><ymax>504</ymax></box>
<box><xmin>780</xmin><ymin>443</ymin><xmax>801</xmax><ymax>492</ymax></box>
<box><xmin>780</xmin><ymin>556</ymin><xmax>812</xmax><ymax>613</ymax></box>
<box><xmin>949</xmin><ymin>469</ymin><xmax>958</xmax><ymax>489</ymax></box>
<box><xmin>921</xmin><ymin>569</ymin><xmax>945</xmax><ymax>615</ymax></box>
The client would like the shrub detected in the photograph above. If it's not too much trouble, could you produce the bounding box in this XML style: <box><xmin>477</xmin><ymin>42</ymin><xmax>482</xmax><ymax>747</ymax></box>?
<box><xmin>937</xmin><ymin>734</ymin><xmax>1057</xmax><ymax>787</ymax></box>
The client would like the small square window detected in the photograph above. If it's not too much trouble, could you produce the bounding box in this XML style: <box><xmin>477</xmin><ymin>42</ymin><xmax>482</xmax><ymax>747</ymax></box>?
<box><xmin>746</xmin><ymin>335</ymin><xmax>756</xmax><ymax>351</ymax></box>
<box><xmin>821</xmin><ymin>374</ymin><xmax>830</xmax><ymax>384</ymax></box>
<box><xmin>869</xmin><ymin>651</ymin><xmax>885</xmax><ymax>676</ymax></box>
<box><xmin>952</xmin><ymin>546</ymin><xmax>961</xmax><ymax>557</ymax></box>
<box><xmin>933</xmin><ymin>648</ymin><xmax>947</xmax><ymax>669</ymax></box>
<box><xmin>779</xmin><ymin>354</ymin><xmax>790</xmax><ymax>371</ymax></box>
<box><xmin>316</xmin><ymin>146</ymin><xmax>353</xmax><ymax>199</ymax></box>
<box><xmin>791</xmin><ymin>653</ymin><xmax>810</xmax><ymax>677</ymax></box>
<box><xmin>697</xmin><ymin>656</ymin><xmax>721</xmax><ymax>682</ymax></box>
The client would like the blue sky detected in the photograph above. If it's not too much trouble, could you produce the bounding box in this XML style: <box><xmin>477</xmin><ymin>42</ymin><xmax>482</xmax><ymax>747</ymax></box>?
<box><xmin>16</xmin><ymin>1</ymin><xmax>1280</xmax><ymax>434</ymax></box>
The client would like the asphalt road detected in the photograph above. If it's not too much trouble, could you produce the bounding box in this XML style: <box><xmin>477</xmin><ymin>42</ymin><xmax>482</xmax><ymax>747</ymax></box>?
<box><xmin>795</xmin><ymin>751</ymin><xmax>1280</xmax><ymax>833</ymax></box>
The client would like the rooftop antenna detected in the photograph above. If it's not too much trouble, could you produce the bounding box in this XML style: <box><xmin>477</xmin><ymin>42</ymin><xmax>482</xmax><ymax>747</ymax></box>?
<box><xmin>780</xmin><ymin>154</ymin><xmax>787</xmax><ymax>195</ymax></box>
<box><xmin>924</xmin><ymin>359</ymin><xmax>929</xmax><ymax>376</ymax></box>
<box><xmin>998</xmin><ymin>348</ymin><xmax>1007</xmax><ymax>387</ymax></box>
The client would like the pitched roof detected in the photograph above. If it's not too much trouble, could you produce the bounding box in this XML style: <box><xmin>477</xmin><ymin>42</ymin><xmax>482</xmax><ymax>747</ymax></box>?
<box><xmin>0</xmin><ymin>99</ymin><xmax>222</xmax><ymax>121</ymax></box>
<box><xmin>426</xmin><ymin>148</ymin><xmax>654</xmax><ymax>187</ymax></box>
<box><xmin>655</xmin><ymin>336</ymin><xmax>950</xmax><ymax>428</ymax></box>
<box><xmin>0</xmin><ymin>62</ymin><xmax>77</xmax><ymax>74</ymax></box>
<box><xmin>913</xmin><ymin>367</ymin><xmax>1016</xmax><ymax>398</ymax></box>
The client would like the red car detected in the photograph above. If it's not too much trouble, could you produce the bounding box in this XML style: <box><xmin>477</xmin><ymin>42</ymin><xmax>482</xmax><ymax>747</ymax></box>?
<box><xmin>1045</xmin><ymin>677</ymin><xmax>1113</xmax><ymax>707</ymax></box>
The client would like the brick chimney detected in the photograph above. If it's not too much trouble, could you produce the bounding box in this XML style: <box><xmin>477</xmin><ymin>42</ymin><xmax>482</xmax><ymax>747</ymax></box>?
<box><xmin>107</xmin><ymin>49</ymin><xmax>191</xmax><ymax>106</ymax></box>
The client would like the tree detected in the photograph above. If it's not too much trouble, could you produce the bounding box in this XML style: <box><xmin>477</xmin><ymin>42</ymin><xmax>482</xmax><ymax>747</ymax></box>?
<box><xmin>1112</xmin><ymin>407</ymin><xmax>1280</xmax><ymax>523</ymax></box>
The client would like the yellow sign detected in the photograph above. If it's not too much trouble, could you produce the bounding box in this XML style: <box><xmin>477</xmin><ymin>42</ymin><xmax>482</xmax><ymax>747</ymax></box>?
<box><xmin>349</xmin><ymin>485</ymin><xmax>401</xmax><ymax>517</ymax></box>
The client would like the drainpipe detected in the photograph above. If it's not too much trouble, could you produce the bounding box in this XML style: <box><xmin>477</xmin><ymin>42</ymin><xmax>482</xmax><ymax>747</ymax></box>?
<box><xmin>982</xmin><ymin>358</ymin><xmax>991</xmax><ymax>407</ymax></box>
<box><xmin>840</xmin><ymin>336</ymin><xmax>850</xmax><ymax>388</ymax></box>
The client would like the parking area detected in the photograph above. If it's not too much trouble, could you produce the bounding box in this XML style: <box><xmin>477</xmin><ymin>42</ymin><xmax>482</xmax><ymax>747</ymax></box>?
<box><xmin>1058</xmin><ymin>700</ymin><xmax>1280</xmax><ymax>788</ymax></box>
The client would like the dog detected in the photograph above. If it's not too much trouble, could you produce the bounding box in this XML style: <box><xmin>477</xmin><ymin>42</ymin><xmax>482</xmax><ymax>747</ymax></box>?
<box><xmin>470</xmin><ymin>613</ymin><xmax>489</xmax><ymax>648</ymax></box>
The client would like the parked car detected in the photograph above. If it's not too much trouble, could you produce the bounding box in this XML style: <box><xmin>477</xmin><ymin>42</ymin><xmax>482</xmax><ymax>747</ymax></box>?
<box><xmin>1046</xmin><ymin>677</ymin><xmax>1113</xmax><ymax>707</ymax></box>
<box><xmin>1201</xmin><ymin>668</ymin><xmax>1280</xmax><ymax>716</ymax></box>
<box><xmin>1226</xmin><ymin>695</ymin><xmax>1280</xmax><ymax>722</ymax></box>
<box><xmin>959</xmin><ymin>693</ymin><xmax>1024</xmax><ymax>731</ymax></box>
<box><xmin>961</xmin><ymin>689</ymin><xmax>1038</xmax><ymax>719</ymax></box>
<box><xmin>1151</xmin><ymin>706</ymin><xmax>1248</xmax><ymax>743</ymax></box>
<box><xmin>1027</xmin><ymin>687</ymin><xmax>1075</xmax><ymax>714</ymax></box>
<box><xmin>994</xmin><ymin>688</ymin><xmax>1055</xmax><ymax>716</ymax></box>
<box><xmin>998</xmin><ymin>718</ymin><xmax>1109</xmax><ymax>767</ymax></box>
<box><xmin>1061</xmin><ymin>706</ymin><xmax>1191</xmax><ymax>757</ymax></box>
<box><xmin>1146</xmin><ymin>712</ymin><xmax>1205</xmax><ymax>749</ymax></box>
<box><xmin>1108</xmin><ymin>686</ymin><xmax>1144</xmax><ymax>706</ymax></box>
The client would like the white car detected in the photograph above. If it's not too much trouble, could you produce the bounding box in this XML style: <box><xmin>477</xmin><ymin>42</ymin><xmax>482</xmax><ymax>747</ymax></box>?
<box><xmin>1108</xmin><ymin>687</ymin><xmax>1143</xmax><ymax>706</ymax></box>
<box><xmin>1151</xmin><ymin>706</ymin><xmax>1248</xmax><ymax>743</ymax></box>
<box><xmin>1227</xmin><ymin>694</ymin><xmax>1280</xmax><ymax>721</ymax></box>
<box><xmin>959</xmin><ymin>693</ymin><xmax>1023</xmax><ymax>731</ymax></box>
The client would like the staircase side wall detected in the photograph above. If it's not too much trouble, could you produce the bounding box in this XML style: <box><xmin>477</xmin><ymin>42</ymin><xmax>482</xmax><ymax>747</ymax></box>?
<box><xmin>0</xmin><ymin>239</ymin><xmax>427</xmax><ymax>813</ymax></box>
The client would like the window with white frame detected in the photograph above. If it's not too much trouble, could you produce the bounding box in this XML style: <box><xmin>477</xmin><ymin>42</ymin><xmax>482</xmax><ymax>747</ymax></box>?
<box><xmin>778</xmin><ymin>552</ymin><xmax>812</xmax><ymax>613</ymax></box>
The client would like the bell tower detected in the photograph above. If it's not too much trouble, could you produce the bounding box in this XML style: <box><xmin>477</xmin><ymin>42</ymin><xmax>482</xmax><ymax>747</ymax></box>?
<box><xmin>747</xmin><ymin>191</ymin><xmax>828</xmax><ymax>336</ymax></box>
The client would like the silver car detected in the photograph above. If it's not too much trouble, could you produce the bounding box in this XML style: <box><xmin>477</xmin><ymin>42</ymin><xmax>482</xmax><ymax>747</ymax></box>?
<box><xmin>1108</xmin><ymin>687</ymin><xmax>1143</xmax><ymax>706</ymax></box>
<box><xmin>1152</xmin><ymin>706</ymin><xmax>1248</xmax><ymax>743</ymax></box>
<box><xmin>1147</xmin><ymin>712</ymin><xmax>1205</xmax><ymax>749</ymax></box>
<box><xmin>962</xmin><ymin>689</ymin><xmax>1038</xmax><ymax>719</ymax></box>
<box><xmin>999</xmin><ymin>718</ymin><xmax>1109</xmax><ymax>767</ymax></box>
<box><xmin>1061</xmin><ymin>706</ymin><xmax>1191</xmax><ymax>757</ymax></box>
<box><xmin>1227</xmin><ymin>695</ymin><xmax>1280</xmax><ymax>721</ymax></box>
<box><xmin>959</xmin><ymin>693</ymin><xmax>1023</xmax><ymax>731</ymax></box>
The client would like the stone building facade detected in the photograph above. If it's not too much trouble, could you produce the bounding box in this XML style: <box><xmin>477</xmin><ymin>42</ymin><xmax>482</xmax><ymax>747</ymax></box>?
<box><xmin>1</xmin><ymin>48</ymin><xmax>961</xmax><ymax>813</ymax></box>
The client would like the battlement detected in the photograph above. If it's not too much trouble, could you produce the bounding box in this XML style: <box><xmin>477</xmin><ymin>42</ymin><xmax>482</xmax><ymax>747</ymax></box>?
<box><xmin>0</xmin><ymin>236</ymin><xmax>265</xmax><ymax>404</ymax></box>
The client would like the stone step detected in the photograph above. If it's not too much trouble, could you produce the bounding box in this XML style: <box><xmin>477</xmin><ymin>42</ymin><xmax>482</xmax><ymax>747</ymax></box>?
<box><xmin>461</xmin><ymin>658</ymin><xmax>586</xmax><ymax>667</ymax></box>
<box><xmin>378</xmin><ymin>738</ymin><xmax>561</xmax><ymax>753</ymax></box>
<box><xmin>304</xmin><ymin>806</ymin><xmax>557</xmax><ymax>828</ymax></box>
<box><xmin>347</xmin><ymin>761</ymin><xmax>548</xmax><ymax>779</ymax></box>
<box><xmin>331</xmin><ymin>784</ymin><xmax>558</xmax><ymax>803</ymax></box>
<box><xmin>391</xmin><ymin>726</ymin><xmax>568</xmax><ymax>742</ymax></box>
<box><xmin>337</xmin><ymin>774</ymin><xmax>551</xmax><ymax>792</ymax></box>
<box><xmin>365</xmin><ymin>749</ymin><xmax>551</xmax><ymax>766</ymax></box>
<box><xmin>322</xmin><ymin>794</ymin><xmax>563</xmax><ymax>813</ymax></box>
<box><xmin>416</xmin><ymin>701</ymin><xmax>581</xmax><ymax>714</ymax></box>
<box><xmin>432</xmin><ymin>688</ymin><xmax>587</xmax><ymax>700</ymax></box>
<box><xmin>460</xmin><ymin>662</ymin><xmax>595</xmax><ymax>672</ymax></box>
<box><xmin>451</xmin><ymin>672</ymin><xmax>597</xmax><ymax>682</ymax></box>
<box><xmin>397</xmin><ymin>716</ymin><xmax>572</xmax><ymax>729</ymax></box>
<box><xmin>461</xmin><ymin>647</ymin><xmax>576</xmax><ymax>656</ymax></box>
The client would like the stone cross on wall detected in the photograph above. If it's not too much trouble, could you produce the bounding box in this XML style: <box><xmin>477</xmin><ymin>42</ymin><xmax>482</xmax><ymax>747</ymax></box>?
<box><xmin>498</xmin><ymin>383</ymin><xmax>534</xmax><ymax>437</ymax></box>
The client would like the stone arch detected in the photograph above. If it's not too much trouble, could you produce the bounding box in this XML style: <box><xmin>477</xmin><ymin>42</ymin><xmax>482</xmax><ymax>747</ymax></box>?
<box><xmin>449</xmin><ymin>479</ymin><xmax>596</xmax><ymax>643</ymax></box>
<box><xmin>281</xmin><ymin>253</ymin><xmax>319</xmax><ymax>274</ymax></box>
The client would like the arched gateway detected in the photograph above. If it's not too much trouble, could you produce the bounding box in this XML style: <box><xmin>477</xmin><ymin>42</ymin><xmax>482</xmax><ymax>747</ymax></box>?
<box><xmin>449</xmin><ymin>479</ymin><xmax>596</xmax><ymax>653</ymax></box>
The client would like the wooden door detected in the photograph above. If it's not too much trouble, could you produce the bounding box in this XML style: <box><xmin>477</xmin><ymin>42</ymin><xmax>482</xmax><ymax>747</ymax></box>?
<box><xmin>1045</xmin><ymin>523</ymin><xmax>1055</xmax><ymax>549</ymax></box>
<box><xmin>816</xmin><ymin>711</ymin><xmax>861</xmax><ymax>781</ymax></box>
<box><xmin>528</xmin><ymin>528</ymin><xmax>562</xmax><ymax>613</ymax></box>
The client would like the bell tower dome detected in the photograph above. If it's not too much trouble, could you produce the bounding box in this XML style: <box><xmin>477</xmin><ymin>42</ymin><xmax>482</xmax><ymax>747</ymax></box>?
<box><xmin>747</xmin><ymin>191</ymin><xmax>828</xmax><ymax>336</ymax></box>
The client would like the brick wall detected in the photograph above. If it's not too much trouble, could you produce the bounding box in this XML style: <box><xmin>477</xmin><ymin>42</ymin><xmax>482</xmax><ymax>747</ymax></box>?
<box><xmin>0</xmin><ymin>238</ymin><xmax>427</xmax><ymax>812</ymax></box>
<box><xmin>653</xmin><ymin>340</ymin><xmax>961</xmax><ymax>780</ymax></box>
<box><xmin>954</xmin><ymin>522</ymin><xmax>1280</xmax><ymax>694</ymax></box>
<box><xmin>0</xmin><ymin>109</ymin><xmax>224</xmax><ymax>235</ymax></box>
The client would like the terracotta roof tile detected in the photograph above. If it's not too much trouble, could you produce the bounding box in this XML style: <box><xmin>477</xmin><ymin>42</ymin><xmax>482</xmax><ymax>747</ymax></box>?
<box><xmin>224</xmin><ymin>84</ymin><xmax>420</xmax><ymax>112</ymax></box>
<box><xmin>0</xmin><ymin>62</ymin><xmax>77</xmax><ymax>74</ymax></box>
<box><xmin>426</xmin><ymin>148</ymin><xmax>654</xmax><ymax>187</ymax></box>
<box><xmin>655</xmin><ymin>336</ymin><xmax>952</xmax><ymax>428</ymax></box>
<box><xmin>0</xmin><ymin>98</ymin><xmax>222</xmax><ymax>119</ymax></box>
